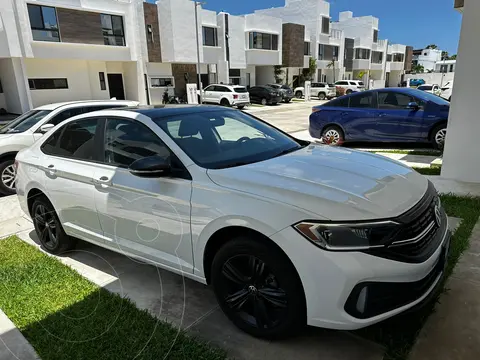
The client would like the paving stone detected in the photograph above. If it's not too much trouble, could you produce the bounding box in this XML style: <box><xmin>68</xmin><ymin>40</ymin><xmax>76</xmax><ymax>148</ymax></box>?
<box><xmin>0</xmin><ymin>310</ymin><xmax>39</xmax><ymax>360</ymax></box>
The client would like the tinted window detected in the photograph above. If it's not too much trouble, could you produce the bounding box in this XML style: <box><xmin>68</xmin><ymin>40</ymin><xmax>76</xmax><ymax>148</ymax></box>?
<box><xmin>336</xmin><ymin>81</ymin><xmax>348</xmax><ymax>86</ymax></box>
<box><xmin>359</xmin><ymin>82</ymin><xmax>365</xmax><ymax>86</ymax></box>
<box><xmin>327</xmin><ymin>97</ymin><xmax>349</xmax><ymax>107</ymax></box>
<box><xmin>104</xmin><ymin>118</ymin><xmax>170</xmax><ymax>168</ymax></box>
<box><xmin>349</xmin><ymin>92</ymin><xmax>373</xmax><ymax>108</ymax></box>
<box><xmin>0</xmin><ymin>110</ymin><xmax>51</xmax><ymax>134</ymax></box>
<box><xmin>41</xmin><ymin>127</ymin><xmax>63</xmax><ymax>155</ymax></box>
<box><xmin>45</xmin><ymin>119</ymin><xmax>98</xmax><ymax>160</ymax></box>
<box><xmin>349</xmin><ymin>82</ymin><xmax>357</xmax><ymax>86</ymax></box>
<box><xmin>157</xmin><ymin>109</ymin><xmax>301</xmax><ymax>169</ymax></box>
<box><xmin>216</xmin><ymin>86</ymin><xmax>231</xmax><ymax>92</ymax></box>
<box><xmin>233</xmin><ymin>87</ymin><xmax>248</xmax><ymax>93</ymax></box>
<box><xmin>418</xmin><ymin>85</ymin><xmax>433</xmax><ymax>91</ymax></box>
<box><xmin>48</xmin><ymin>107</ymin><xmax>86</xmax><ymax>126</ymax></box>
<box><xmin>202</xmin><ymin>26</ymin><xmax>218</xmax><ymax>47</ymax></box>
<box><xmin>378</xmin><ymin>92</ymin><xmax>416</xmax><ymax>109</ymax></box>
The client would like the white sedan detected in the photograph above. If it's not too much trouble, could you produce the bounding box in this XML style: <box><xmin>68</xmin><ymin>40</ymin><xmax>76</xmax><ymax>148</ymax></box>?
<box><xmin>417</xmin><ymin>84</ymin><xmax>442</xmax><ymax>96</ymax></box>
<box><xmin>15</xmin><ymin>105</ymin><xmax>450</xmax><ymax>338</ymax></box>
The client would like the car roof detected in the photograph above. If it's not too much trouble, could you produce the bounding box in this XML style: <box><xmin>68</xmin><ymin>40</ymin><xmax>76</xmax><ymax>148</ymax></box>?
<box><xmin>124</xmin><ymin>104</ymin><xmax>228</xmax><ymax>119</ymax></box>
<box><xmin>34</xmin><ymin>100</ymin><xmax>139</xmax><ymax>111</ymax></box>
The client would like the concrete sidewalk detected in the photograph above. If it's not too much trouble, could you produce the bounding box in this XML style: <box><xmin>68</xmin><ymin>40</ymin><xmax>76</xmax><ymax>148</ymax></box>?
<box><xmin>0</xmin><ymin>310</ymin><xmax>39</xmax><ymax>360</ymax></box>
<box><xmin>410</xmin><ymin>220</ymin><xmax>480</xmax><ymax>360</ymax></box>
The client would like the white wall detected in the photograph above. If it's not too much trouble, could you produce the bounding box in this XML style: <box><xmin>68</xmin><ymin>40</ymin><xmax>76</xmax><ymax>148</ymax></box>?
<box><xmin>225</xmin><ymin>14</ymin><xmax>247</xmax><ymax>69</ymax></box>
<box><xmin>87</xmin><ymin>61</ymin><xmax>110</xmax><ymax>100</ymax></box>
<box><xmin>0</xmin><ymin>0</ymin><xmax>23</xmax><ymax>57</ymax></box>
<box><xmin>123</xmin><ymin>61</ymin><xmax>141</xmax><ymax>102</ymax></box>
<box><xmin>388</xmin><ymin>70</ymin><xmax>403</xmax><ymax>87</ymax></box>
<box><xmin>255</xmin><ymin>66</ymin><xmax>275</xmax><ymax>85</ymax></box>
<box><xmin>0</xmin><ymin>58</ymin><xmax>31</xmax><ymax>113</ymax></box>
<box><xmin>408</xmin><ymin>72</ymin><xmax>455</xmax><ymax>85</ymax></box>
<box><xmin>442</xmin><ymin>0</ymin><xmax>479</xmax><ymax>182</ymax></box>
<box><xmin>334</xmin><ymin>12</ymin><xmax>378</xmax><ymax>51</ymax></box>
<box><xmin>244</xmin><ymin>13</ymin><xmax>282</xmax><ymax>66</ymax></box>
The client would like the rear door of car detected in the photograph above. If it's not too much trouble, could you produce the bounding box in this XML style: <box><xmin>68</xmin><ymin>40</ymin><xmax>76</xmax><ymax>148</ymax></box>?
<box><xmin>341</xmin><ymin>92</ymin><xmax>377</xmax><ymax>140</ymax></box>
<box><xmin>249</xmin><ymin>87</ymin><xmax>260</xmax><ymax>102</ymax></box>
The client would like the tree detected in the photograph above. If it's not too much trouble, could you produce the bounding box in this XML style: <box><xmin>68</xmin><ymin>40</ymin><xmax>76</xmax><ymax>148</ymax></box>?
<box><xmin>273</xmin><ymin>65</ymin><xmax>284</xmax><ymax>84</ymax></box>
<box><xmin>449</xmin><ymin>54</ymin><xmax>457</xmax><ymax>60</ymax></box>
<box><xmin>441</xmin><ymin>51</ymin><xmax>449</xmax><ymax>60</ymax></box>
<box><xmin>411</xmin><ymin>64</ymin><xmax>425</xmax><ymax>73</ymax></box>
<box><xmin>426</xmin><ymin>44</ymin><xmax>438</xmax><ymax>49</ymax></box>
<box><xmin>327</xmin><ymin>59</ymin><xmax>336</xmax><ymax>83</ymax></box>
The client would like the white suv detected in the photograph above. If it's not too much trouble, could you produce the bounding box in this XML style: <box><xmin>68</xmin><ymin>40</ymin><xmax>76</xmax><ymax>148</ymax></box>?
<box><xmin>334</xmin><ymin>80</ymin><xmax>365</xmax><ymax>94</ymax></box>
<box><xmin>294</xmin><ymin>83</ymin><xmax>336</xmax><ymax>100</ymax></box>
<box><xmin>199</xmin><ymin>84</ymin><xmax>250</xmax><ymax>109</ymax></box>
<box><xmin>0</xmin><ymin>100</ymin><xmax>138</xmax><ymax>195</ymax></box>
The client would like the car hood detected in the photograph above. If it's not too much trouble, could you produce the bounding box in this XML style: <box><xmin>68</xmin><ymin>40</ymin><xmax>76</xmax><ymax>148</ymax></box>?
<box><xmin>207</xmin><ymin>145</ymin><xmax>428</xmax><ymax>221</ymax></box>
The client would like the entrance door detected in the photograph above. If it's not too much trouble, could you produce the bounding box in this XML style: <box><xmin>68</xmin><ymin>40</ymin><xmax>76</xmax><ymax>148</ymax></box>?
<box><xmin>107</xmin><ymin>74</ymin><xmax>125</xmax><ymax>100</ymax></box>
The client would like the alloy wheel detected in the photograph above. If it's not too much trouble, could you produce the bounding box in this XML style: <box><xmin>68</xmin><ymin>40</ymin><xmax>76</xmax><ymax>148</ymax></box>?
<box><xmin>34</xmin><ymin>204</ymin><xmax>58</xmax><ymax>250</ymax></box>
<box><xmin>1</xmin><ymin>164</ymin><xmax>16</xmax><ymax>190</ymax></box>
<box><xmin>220</xmin><ymin>255</ymin><xmax>288</xmax><ymax>330</ymax></box>
<box><xmin>323</xmin><ymin>129</ymin><xmax>341</xmax><ymax>145</ymax></box>
<box><xmin>435</xmin><ymin>128</ymin><xmax>447</xmax><ymax>147</ymax></box>
<box><xmin>261</xmin><ymin>98</ymin><xmax>267</xmax><ymax>106</ymax></box>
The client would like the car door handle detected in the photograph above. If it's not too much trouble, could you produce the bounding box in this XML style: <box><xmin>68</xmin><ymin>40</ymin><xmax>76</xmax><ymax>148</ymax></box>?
<box><xmin>46</xmin><ymin>164</ymin><xmax>57</xmax><ymax>176</ymax></box>
<box><xmin>93</xmin><ymin>176</ymin><xmax>112</xmax><ymax>187</ymax></box>
<box><xmin>378</xmin><ymin>113</ymin><xmax>388</xmax><ymax>117</ymax></box>
<box><xmin>340</xmin><ymin>112</ymin><xmax>349</xmax><ymax>116</ymax></box>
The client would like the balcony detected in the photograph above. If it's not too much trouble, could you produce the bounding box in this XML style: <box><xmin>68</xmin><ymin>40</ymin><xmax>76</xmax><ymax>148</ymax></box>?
<box><xmin>329</xmin><ymin>29</ymin><xmax>342</xmax><ymax>45</ymax></box>
<box><xmin>353</xmin><ymin>59</ymin><xmax>370</xmax><ymax>70</ymax></box>
<box><xmin>388</xmin><ymin>62</ymin><xmax>404</xmax><ymax>71</ymax></box>
<box><xmin>372</xmin><ymin>39</ymin><xmax>387</xmax><ymax>51</ymax></box>
<box><xmin>370</xmin><ymin>63</ymin><xmax>384</xmax><ymax>71</ymax></box>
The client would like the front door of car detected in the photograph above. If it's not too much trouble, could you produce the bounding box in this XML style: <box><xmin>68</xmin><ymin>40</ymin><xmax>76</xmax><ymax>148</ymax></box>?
<box><xmin>202</xmin><ymin>85</ymin><xmax>214</xmax><ymax>103</ymax></box>
<box><xmin>248</xmin><ymin>87</ymin><xmax>259</xmax><ymax>102</ymax></box>
<box><xmin>341</xmin><ymin>92</ymin><xmax>378</xmax><ymax>140</ymax></box>
<box><xmin>375</xmin><ymin>91</ymin><xmax>425</xmax><ymax>141</ymax></box>
<box><xmin>38</xmin><ymin>117</ymin><xmax>104</xmax><ymax>243</ymax></box>
<box><xmin>92</xmin><ymin>117</ymin><xmax>194</xmax><ymax>272</ymax></box>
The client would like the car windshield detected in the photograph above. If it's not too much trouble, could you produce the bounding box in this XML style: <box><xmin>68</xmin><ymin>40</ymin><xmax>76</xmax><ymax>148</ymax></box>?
<box><xmin>281</xmin><ymin>85</ymin><xmax>291</xmax><ymax>90</ymax></box>
<box><xmin>418</xmin><ymin>85</ymin><xmax>433</xmax><ymax>90</ymax></box>
<box><xmin>156</xmin><ymin>109</ymin><xmax>303</xmax><ymax>169</ymax></box>
<box><xmin>0</xmin><ymin>110</ymin><xmax>52</xmax><ymax>134</ymax></box>
<box><xmin>234</xmin><ymin>87</ymin><xmax>248</xmax><ymax>93</ymax></box>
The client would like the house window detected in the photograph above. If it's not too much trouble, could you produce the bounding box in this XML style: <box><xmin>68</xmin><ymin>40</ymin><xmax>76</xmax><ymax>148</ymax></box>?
<box><xmin>99</xmin><ymin>72</ymin><xmax>106</xmax><ymax>90</ymax></box>
<box><xmin>321</xmin><ymin>16</ymin><xmax>330</xmax><ymax>34</ymax></box>
<box><xmin>318</xmin><ymin>44</ymin><xmax>339</xmax><ymax>60</ymax></box>
<box><xmin>101</xmin><ymin>14</ymin><xmax>125</xmax><ymax>46</ymax></box>
<box><xmin>0</xmin><ymin>79</ymin><xmax>3</xmax><ymax>93</ymax></box>
<box><xmin>371</xmin><ymin>51</ymin><xmax>383</xmax><ymax>64</ymax></box>
<box><xmin>150</xmin><ymin>78</ymin><xmax>173</xmax><ymax>87</ymax></box>
<box><xmin>29</xmin><ymin>78</ymin><xmax>68</xmax><ymax>90</ymax></box>
<box><xmin>387</xmin><ymin>54</ymin><xmax>392</xmax><ymax>62</ymax></box>
<box><xmin>393</xmin><ymin>53</ymin><xmax>404</xmax><ymax>62</ymax></box>
<box><xmin>248</xmin><ymin>32</ymin><xmax>279</xmax><ymax>50</ymax></box>
<box><xmin>304</xmin><ymin>42</ymin><xmax>310</xmax><ymax>56</ymax></box>
<box><xmin>355</xmin><ymin>48</ymin><xmax>371</xmax><ymax>60</ymax></box>
<box><xmin>373</xmin><ymin>29</ymin><xmax>378</xmax><ymax>43</ymax></box>
<box><xmin>27</xmin><ymin>4</ymin><xmax>60</xmax><ymax>42</ymax></box>
<box><xmin>450</xmin><ymin>64</ymin><xmax>454</xmax><ymax>72</ymax></box>
<box><xmin>229</xmin><ymin>69</ymin><xmax>241</xmax><ymax>85</ymax></box>
<box><xmin>440</xmin><ymin>65</ymin><xmax>448</xmax><ymax>73</ymax></box>
<box><xmin>203</xmin><ymin>26</ymin><xmax>218</xmax><ymax>47</ymax></box>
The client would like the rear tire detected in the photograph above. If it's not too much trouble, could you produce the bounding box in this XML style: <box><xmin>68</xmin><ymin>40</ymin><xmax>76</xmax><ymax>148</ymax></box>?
<box><xmin>317</xmin><ymin>92</ymin><xmax>326</xmax><ymax>100</ymax></box>
<box><xmin>321</xmin><ymin>125</ymin><xmax>345</xmax><ymax>146</ymax></box>
<box><xmin>211</xmin><ymin>237</ymin><xmax>306</xmax><ymax>339</ymax></box>
<box><xmin>0</xmin><ymin>159</ymin><xmax>16</xmax><ymax>196</ymax></box>
<box><xmin>431</xmin><ymin>124</ymin><xmax>447</xmax><ymax>150</ymax></box>
<box><xmin>346</xmin><ymin>89</ymin><xmax>353</xmax><ymax>95</ymax></box>
<box><xmin>31</xmin><ymin>196</ymin><xmax>77</xmax><ymax>255</ymax></box>
<box><xmin>220</xmin><ymin>98</ymin><xmax>231</xmax><ymax>107</ymax></box>
<box><xmin>295</xmin><ymin>91</ymin><xmax>303</xmax><ymax>99</ymax></box>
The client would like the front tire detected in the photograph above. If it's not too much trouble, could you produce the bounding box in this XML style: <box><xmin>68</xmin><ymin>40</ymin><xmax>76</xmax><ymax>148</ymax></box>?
<box><xmin>346</xmin><ymin>89</ymin><xmax>353</xmax><ymax>95</ymax></box>
<box><xmin>431</xmin><ymin>124</ymin><xmax>447</xmax><ymax>150</ymax></box>
<box><xmin>295</xmin><ymin>91</ymin><xmax>303</xmax><ymax>99</ymax></box>
<box><xmin>321</xmin><ymin>125</ymin><xmax>345</xmax><ymax>145</ymax></box>
<box><xmin>318</xmin><ymin>92</ymin><xmax>326</xmax><ymax>100</ymax></box>
<box><xmin>211</xmin><ymin>237</ymin><xmax>306</xmax><ymax>339</ymax></box>
<box><xmin>0</xmin><ymin>159</ymin><xmax>16</xmax><ymax>196</ymax></box>
<box><xmin>32</xmin><ymin>196</ymin><xmax>77</xmax><ymax>255</ymax></box>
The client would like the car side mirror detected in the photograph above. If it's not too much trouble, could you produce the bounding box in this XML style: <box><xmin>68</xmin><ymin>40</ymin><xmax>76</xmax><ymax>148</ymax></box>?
<box><xmin>38</xmin><ymin>123</ymin><xmax>55</xmax><ymax>134</ymax></box>
<box><xmin>407</xmin><ymin>102</ymin><xmax>419</xmax><ymax>110</ymax></box>
<box><xmin>128</xmin><ymin>155</ymin><xmax>171</xmax><ymax>178</ymax></box>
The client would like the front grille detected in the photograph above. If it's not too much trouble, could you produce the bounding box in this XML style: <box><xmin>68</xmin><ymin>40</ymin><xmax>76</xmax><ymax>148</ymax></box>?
<box><xmin>364</xmin><ymin>181</ymin><xmax>447</xmax><ymax>263</ymax></box>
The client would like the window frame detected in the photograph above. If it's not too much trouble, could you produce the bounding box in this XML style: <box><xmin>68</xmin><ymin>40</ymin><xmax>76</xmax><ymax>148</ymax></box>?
<box><xmin>150</xmin><ymin>77</ymin><xmax>174</xmax><ymax>87</ymax></box>
<box><xmin>373</xmin><ymin>29</ymin><xmax>378</xmax><ymax>43</ymax></box>
<box><xmin>304</xmin><ymin>42</ymin><xmax>311</xmax><ymax>56</ymax></box>
<box><xmin>40</xmin><ymin>117</ymin><xmax>103</xmax><ymax>163</ymax></box>
<box><xmin>202</xmin><ymin>26</ymin><xmax>218</xmax><ymax>47</ymax></box>
<box><xmin>355</xmin><ymin>48</ymin><xmax>371</xmax><ymax>60</ymax></box>
<box><xmin>376</xmin><ymin>91</ymin><xmax>424</xmax><ymax>110</ymax></box>
<box><xmin>321</xmin><ymin>16</ymin><xmax>330</xmax><ymax>35</ymax></box>
<box><xmin>318</xmin><ymin>44</ymin><xmax>339</xmax><ymax>61</ymax></box>
<box><xmin>248</xmin><ymin>32</ymin><xmax>279</xmax><ymax>51</ymax></box>
<box><xmin>28</xmin><ymin>78</ymin><xmax>69</xmax><ymax>90</ymax></box>
<box><xmin>99</xmin><ymin>72</ymin><xmax>107</xmax><ymax>91</ymax></box>
<box><xmin>348</xmin><ymin>91</ymin><xmax>374</xmax><ymax>109</ymax></box>
<box><xmin>27</xmin><ymin>4</ymin><xmax>60</xmax><ymax>42</ymax></box>
<box><xmin>371</xmin><ymin>51</ymin><xmax>383</xmax><ymax>64</ymax></box>
<box><xmin>393</xmin><ymin>53</ymin><xmax>405</xmax><ymax>62</ymax></box>
<box><xmin>101</xmin><ymin>13</ymin><xmax>126</xmax><ymax>46</ymax></box>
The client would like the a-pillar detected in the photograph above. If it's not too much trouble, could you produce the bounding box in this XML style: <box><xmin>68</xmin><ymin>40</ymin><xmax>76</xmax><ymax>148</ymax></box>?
<box><xmin>441</xmin><ymin>0</ymin><xmax>479</xmax><ymax>182</ymax></box>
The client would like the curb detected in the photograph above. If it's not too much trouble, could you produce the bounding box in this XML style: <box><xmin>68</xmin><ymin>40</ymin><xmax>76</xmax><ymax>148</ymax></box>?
<box><xmin>0</xmin><ymin>309</ymin><xmax>40</xmax><ymax>360</ymax></box>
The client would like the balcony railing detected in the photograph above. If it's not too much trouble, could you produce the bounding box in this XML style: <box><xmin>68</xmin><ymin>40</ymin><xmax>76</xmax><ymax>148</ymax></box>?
<box><xmin>330</xmin><ymin>29</ymin><xmax>342</xmax><ymax>40</ymax></box>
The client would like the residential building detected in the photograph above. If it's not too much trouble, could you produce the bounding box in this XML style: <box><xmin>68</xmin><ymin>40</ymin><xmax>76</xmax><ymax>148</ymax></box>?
<box><xmin>435</xmin><ymin>59</ymin><xmax>457</xmax><ymax>73</ymax></box>
<box><xmin>332</xmin><ymin>11</ymin><xmax>388</xmax><ymax>89</ymax></box>
<box><xmin>412</xmin><ymin>48</ymin><xmax>443</xmax><ymax>72</ymax></box>
<box><xmin>255</xmin><ymin>0</ymin><xmax>345</xmax><ymax>86</ymax></box>
<box><xmin>385</xmin><ymin>44</ymin><xmax>407</xmax><ymax>87</ymax></box>
<box><xmin>0</xmin><ymin>0</ymin><xmax>149</xmax><ymax>114</ymax></box>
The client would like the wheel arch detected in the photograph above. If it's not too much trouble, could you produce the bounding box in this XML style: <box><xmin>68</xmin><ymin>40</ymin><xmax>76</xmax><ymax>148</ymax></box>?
<box><xmin>220</xmin><ymin>97</ymin><xmax>231</xmax><ymax>106</ymax></box>
<box><xmin>320</xmin><ymin>123</ymin><xmax>346</xmax><ymax>138</ymax></box>
<box><xmin>26</xmin><ymin>187</ymin><xmax>54</xmax><ymax>218</ymax></box>
<box><xmin>428</xmin><ymin>120</ymin><xmax>448</xmax><ymax>141</ymax></box>
<box><xmin>0</xmin><ymin>151</ymin><xmax>19</xmax><ymax>164</ymax></box>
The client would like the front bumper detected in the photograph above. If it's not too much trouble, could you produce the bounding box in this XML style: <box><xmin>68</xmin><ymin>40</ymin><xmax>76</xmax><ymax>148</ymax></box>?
<box><xmin>269</xmin><ymin>220</ymin><xmax>451</xmax><ymax>330</ymax></box>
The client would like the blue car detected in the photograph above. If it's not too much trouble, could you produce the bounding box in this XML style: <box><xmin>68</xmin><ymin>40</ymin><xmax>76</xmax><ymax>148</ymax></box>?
<box><xmin>410</xmin><ymin>79</ymin><xmax>426</xmax><ymax>86</ymax></box>
<box><xmin>309</xmin><ymin>88</ymin><xmax>450</xmax><ymax>149</ymax></box>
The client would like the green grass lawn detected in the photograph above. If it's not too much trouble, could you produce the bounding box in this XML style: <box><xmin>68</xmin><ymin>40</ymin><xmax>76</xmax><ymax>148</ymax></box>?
<box><xmin>413</xmin><ymin>167</ymin><xmax>442</xmax><ymax>176</ymax></box>
<box><xmin>356</xmin><ymin>195</ymin><xmax>480</xmax><ymax>360</ymax></box>
<box><xmin>0</xmin><ymin>237</ymin><xmax>226</xmax><ymax>360</ymax></box>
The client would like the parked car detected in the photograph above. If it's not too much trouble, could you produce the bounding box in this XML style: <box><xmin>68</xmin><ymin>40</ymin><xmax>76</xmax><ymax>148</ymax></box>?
<box><xmin>440</xmin><ymin>81</ymin><xmax>454</xmax><ymax>101</ymax></box>
<box><xmin>199</xmin><ymin>84</ymin><xmax>250</xmax><ymax>109</ymax></box>
<box><xmin>417</xmin><ymin>84</ymin><xmax>442</xmax><ymax>97</ymax></box>
<box><xmin>334</xmin><ymin>80</ymin><xmax>365</xmax><ymax>94</ymax></box>
<box><xmin>0</xmin><ymin>100</ymin><xmax>138</xmax><ymax>196</ymax></box>
<box><xmin>409</xmin><ymin>79</ymin><xmax>426</xmax><ymax>87</ymax></box>
<box><xmin>310</xmin><ymin>88</ymin><xmax>449</xmax><ymax>149</ymax></box>
<box><xmin>248</xmin><ymin>86</ymin><xmax>282</xmax><ymax>105</ymax></box>
<box><xmin>265</xmin><ymin>84</ymin><xmax>294</xmax><ymax>103</ymax></box>
<box><xmin>16</xmin><ymin>105</ymin><xmax>451</xmax><ymax>338</ymax></box>
<box><xmin>294</xmin><ymin>83</ymin><xmax>336</xmax><ymax>100</ymax></box>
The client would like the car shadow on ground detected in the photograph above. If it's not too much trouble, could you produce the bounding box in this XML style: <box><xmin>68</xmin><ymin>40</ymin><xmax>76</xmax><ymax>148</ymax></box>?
<box><xmin>22</xmin><ymin>229</ymin><xmax>384</xmax><ymax>360</ymax></box>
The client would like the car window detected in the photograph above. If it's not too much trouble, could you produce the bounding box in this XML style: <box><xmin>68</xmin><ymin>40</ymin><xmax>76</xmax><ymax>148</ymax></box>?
<box><xmin>378</xmin><ymin>92</ymin><xmax>416</xmax><ymax>109</ymax></box>
<box><xmin>234</xmin><ymin>87</ymin><xmax>248</xmax><ymax>93</ymax></box>
<box><xmin>204</xmin><ymin>85</ymin><xmax>214</xmax><ymax>92</ymax></box>
<box><xmin>349</xmin><ymin>92</ymin><xmax>373</xmax><ymax>108</ymax></box>
<box><xmin>0</xmin><ymin>110</ymin><xmax>52</xmax><ymax>134</ymax></box>
<box><xmin>327</xmin><ymin>96</ymin><xmax>349</xmax><ymax>107</ymax></box>
<box><xmin>104</xmin><ymin>118</ymin><xmax>170</xmax><ymax>168</ymax></box>
<box><xmin>281</xmin><ymin>85</ymin><xmax>291</xmax><ymax>90</ymax></box>
<box><xmin>317</xmin><ymin>84</ymin><xmax>325</xmax><ymax>88</ymax></box>
<box><xmin>336</xmin><ymin>81</ymin><xmax>348</xmax><ymax>86</ymax></box>
<box><xmin>216</xmin><ymin>86</ymin><xmax>231</xmax><ymax>92</ymax></box>
<box><xmin>349</xmin><ymin>82</ymin><xmax>358</xmax><ymax>86</ymax></box>
<box><xmin>358</xmin><ymin>82</ymin><xmax>365</xmax><ymax>86</ymax></box>
<box><xmin>157</xmin><ymin>109</ymin><xmax>302</xmax><ymax>169</ymax></box>
<box><xmin>47</xmin><ymin>107</ymin><xmax>86</xmax><ymax>126</ymax></box>
<box><xmin>418</xmin><ymin>85</ymin><xmax>433</xmax><ymax>91</ymax></box>
<box><xmin>42</xmin><ymin>118</ymin><xmax>99</xmax><ymax>160</ymax></box>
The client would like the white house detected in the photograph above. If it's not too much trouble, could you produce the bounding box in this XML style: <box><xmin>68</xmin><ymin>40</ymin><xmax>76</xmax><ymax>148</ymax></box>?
<box><xmin>435</xmin><ymin>59</ymin><xmax>456</xmax><ymax>73</ymax></box>
<box><xmin>332</xmin><ymin>11</ymin><xmax>388</xmax><ymax>88</ymax></box>
<box><xmin>0</xmin><ymin>0</ymin><xmax>148</xmax><ymax>113</ymax></box>
<box><xmin>412</xmin><ymin>48</ymin><xmax>442</xmax><ymax>72</ymax></box>
<box><xmin>386</xmin><ymin>44</ymin><xmax>407</xmax><ymax>87</ymax></box>
<box><xmin>255</xmin><ymin>0</ymin><xmax>345</xmax><ymax>85</ymax></box>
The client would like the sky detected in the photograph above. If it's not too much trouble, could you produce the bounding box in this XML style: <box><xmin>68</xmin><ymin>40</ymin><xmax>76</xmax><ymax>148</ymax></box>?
<box><xmin>149</xmin><ymin>0</ymin><xmax>462</xmax><ymax>54</ymax></box>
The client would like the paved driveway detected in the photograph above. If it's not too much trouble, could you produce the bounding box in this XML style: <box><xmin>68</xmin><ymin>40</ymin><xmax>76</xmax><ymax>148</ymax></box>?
<box><xmin>0</xmin><ymin>195</ymin><xmax>384</xmax><ymax>360</ymax></box>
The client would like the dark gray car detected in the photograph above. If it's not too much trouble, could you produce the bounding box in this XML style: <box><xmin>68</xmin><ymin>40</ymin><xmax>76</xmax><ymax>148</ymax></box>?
<box><xmin>266</xmin><ymin>84</ymin><xmax>294</xmax><ymax>103</ymax></box>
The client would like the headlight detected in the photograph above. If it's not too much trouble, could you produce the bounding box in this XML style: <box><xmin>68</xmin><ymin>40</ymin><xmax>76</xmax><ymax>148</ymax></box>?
<box><xmin>293</xmin><ymin>221</ymin><xmax>400</xmax><ymax>251</ymax></box>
